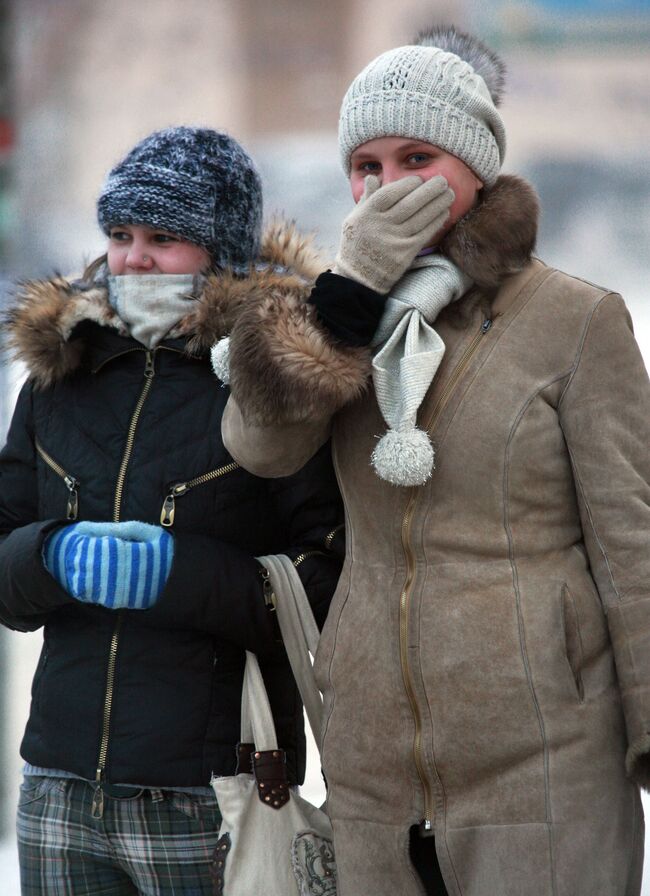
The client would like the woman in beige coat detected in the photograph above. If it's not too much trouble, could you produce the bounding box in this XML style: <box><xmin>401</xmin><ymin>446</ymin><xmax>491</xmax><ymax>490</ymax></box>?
<box><xmin>216</xmin><ymin>26</ymin><xmax>650</xmax><ymax>896</ymax></box>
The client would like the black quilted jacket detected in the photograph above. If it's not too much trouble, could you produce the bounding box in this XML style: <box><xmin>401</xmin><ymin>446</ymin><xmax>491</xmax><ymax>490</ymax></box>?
<box><xmin>0</xmin><ymin>269</ymin><xmax>343</xmax><ymax>789</ymax></box>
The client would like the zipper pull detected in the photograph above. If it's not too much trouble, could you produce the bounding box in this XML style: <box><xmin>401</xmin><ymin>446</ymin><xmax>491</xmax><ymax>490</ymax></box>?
<box><xmin>481</xmin><ymin>318</ymin><xmax>493</xmax><ymax>333</ymax></box>
<box><xmin>64</xmin><ymin>477</ymin><xmax>79</xmax><ymax>520</ymax></box>
<box><xmin>260</xmin><ymin>566</ymin><xmax>281</xmax><ymax>642</ymax></box>
<box><xmin>160</xmin><ymin>483</ymin><xmax>188</xmax><ymax>528</ymax></box>
<box><xmin>260</xmin><ymin>567</ymin><xmax>276</xmax><ymax>611</ymax></box>
<box><xmin>144</xmin><ymin>351</ymin><xmax>155</xmax><ymax>378</ymax></box>
<box><xmin>160</xmin><ymin>493</ymin><xmax>175</xmax><ymax>527</ymax></box>
<box><xmin>91</xmin><ymin>771</ymin><xmax>105</xmax><ymax>819</ymax></box>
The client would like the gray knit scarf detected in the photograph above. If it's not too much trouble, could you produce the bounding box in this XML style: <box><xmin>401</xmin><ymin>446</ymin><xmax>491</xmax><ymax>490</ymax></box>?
<box><xmin>370</xmin><ymin>254</ymin><xmax>472</xmax><ymax>486</ymax></box>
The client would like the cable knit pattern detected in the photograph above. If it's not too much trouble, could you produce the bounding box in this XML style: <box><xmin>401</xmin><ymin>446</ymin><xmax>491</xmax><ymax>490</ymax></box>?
<box><xmin>339</xmin><ymin>45</ymin><xmax>506</xmax><ymax>185</ymax></box>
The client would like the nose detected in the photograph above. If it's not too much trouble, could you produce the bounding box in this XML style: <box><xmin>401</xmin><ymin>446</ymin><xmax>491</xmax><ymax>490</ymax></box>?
<box><xmin>126</xmin><ymin>238</ymin><xmax>154</xmax><ymax>271</ymax></box>
<box><xmin>377</xmin><ymin>162</ymin><xmax>402</xmax><ymax>186</ymax></box>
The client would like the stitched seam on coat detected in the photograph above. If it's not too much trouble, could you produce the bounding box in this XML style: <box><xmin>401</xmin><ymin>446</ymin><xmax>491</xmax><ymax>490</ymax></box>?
<box><xmin>557</xmin><ymin>292</ymin><xmax>618</xmax><ymax>407</ymax></box>
<box><xmin>503</xmin><ymin>374</ymin><xmax>568</xmax><ymax>896</ymax></box>
<box><xmin>563</xmin><ymin>445</ymin><xmax>620</xmax><ymax>601</ymax></box>
<box><xmin>429</xmin><ymin>267</ymin><xmax>556</xmax><ymax>455</ymax></box>
<box><xmin>557</xmin><ymin>294</ymin><xmax>623</xmax><ymax>602</ymax></box>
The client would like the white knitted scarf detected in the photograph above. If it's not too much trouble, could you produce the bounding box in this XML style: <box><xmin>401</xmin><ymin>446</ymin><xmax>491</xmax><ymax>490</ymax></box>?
<box><xmin>108</xmin><ymin>274</ymin><xmax>196</xmax><ymax>349</ymax></box>
<box><xmin>370</xmin><ymin>254</ymin><xmax>472</xmax><ymax>486</ymax></box>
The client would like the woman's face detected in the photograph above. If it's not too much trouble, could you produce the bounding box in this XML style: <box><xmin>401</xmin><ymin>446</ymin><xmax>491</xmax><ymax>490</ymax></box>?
<box><xmin>349</xmin><ymin>137</ymin><xmax>484</xmax><ymax>243</ymax></box>
<box><xmin>107</xmin><ymin>224</ymin><xmax>211</xmax><ymax>275</ymax></box>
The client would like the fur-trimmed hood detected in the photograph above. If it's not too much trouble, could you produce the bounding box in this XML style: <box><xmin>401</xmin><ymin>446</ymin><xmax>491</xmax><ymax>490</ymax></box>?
<box><xmin>3</xmin><ymin>221</ymin><xmax>327</xmax><ymax>389</ymax></box>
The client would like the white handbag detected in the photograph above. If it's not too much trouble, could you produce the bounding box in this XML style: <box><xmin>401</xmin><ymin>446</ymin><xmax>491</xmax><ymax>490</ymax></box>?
<box><xmin>211</xmin><ymin>554</ymin><xmax>337</xmax><ymax>896</ymax></box>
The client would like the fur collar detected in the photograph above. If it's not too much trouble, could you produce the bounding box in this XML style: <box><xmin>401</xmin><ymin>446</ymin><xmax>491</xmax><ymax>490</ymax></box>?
<box><xmin>440</xmin><ymin>174</ymin><xmax>539</xmax><ymax>289</ymax></box>
<box><xmin>3</xmin><ymin>176</ymin><xmax>539</xmax><ymax>389</ymax></box>
<box><xmin>2</xmin><ymin>221</ymin><xmax>326</xmax><ymax>389</ymax></box>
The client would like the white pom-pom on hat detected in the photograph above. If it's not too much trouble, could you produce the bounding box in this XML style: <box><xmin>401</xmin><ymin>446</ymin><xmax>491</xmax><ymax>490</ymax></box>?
<box><xmin>371</xmin><ymin>427</ymin><xmax>434</xmax><ymax>487</ymax></box>
<box><xmin>211</xmin><ymin>337</ymin><xmax>231</xmax><ymax>384</ymax></box>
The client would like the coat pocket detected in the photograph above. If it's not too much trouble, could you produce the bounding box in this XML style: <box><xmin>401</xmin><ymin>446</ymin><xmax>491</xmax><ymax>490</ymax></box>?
<box><xmin>35</xmin><ymin>439</ymin><xmax>80</xmax><ymax>520</ymax></box>
<box><xmin>561</xmin><ymin>584</ymin><xmax>585</xmax><ymax>702</ymax></box>
<box><xmin>159</xmin><ymin>461</ymin><xmax>240</xmax><ymax>527</ymax></box>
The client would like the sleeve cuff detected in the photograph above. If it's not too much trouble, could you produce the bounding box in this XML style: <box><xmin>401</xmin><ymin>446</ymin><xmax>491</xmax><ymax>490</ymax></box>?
<box><xmin>308</xmin><ymin>271</ymin><xmax>387</xmax><ymax>346</ymax></box>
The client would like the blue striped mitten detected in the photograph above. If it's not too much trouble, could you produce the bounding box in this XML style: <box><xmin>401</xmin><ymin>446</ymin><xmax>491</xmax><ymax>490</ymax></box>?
<box><xmin>42</xmin><ymin>521</ymin><xmax>174</xmax><ymax>609</ymax></box>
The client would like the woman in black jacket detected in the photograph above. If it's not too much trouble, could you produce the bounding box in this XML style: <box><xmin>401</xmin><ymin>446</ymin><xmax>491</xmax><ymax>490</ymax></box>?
<box><xmin>0</xmin><ymin>126</ymin><xmax>343</xmax><ymax>896</ymax></box>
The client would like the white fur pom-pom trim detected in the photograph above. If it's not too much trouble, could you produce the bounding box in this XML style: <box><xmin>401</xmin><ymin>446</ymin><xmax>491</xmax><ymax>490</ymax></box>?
<box><xmin>371</xmin><ymin>427</ymin><xmax>434</xmax><ymax>486</ymax></box>
<box><xmin>210</xmin><ymin>337</ymin><xmax>231</xmax><ymax>384</ymax></box>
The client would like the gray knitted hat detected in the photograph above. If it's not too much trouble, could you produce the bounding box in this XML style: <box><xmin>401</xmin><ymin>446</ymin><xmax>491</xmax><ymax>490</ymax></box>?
<box><xmin>97</xmin><ymin>126</ymin><xmax>263</xmax><ymax>272</ymax></box>
<box><xmin>339</xmin><ymin>26</ymin><xmax>507</xmax><ymax>186</ymax></box>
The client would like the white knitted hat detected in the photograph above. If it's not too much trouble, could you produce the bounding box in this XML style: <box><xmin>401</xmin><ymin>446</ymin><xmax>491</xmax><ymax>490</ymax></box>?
<box><xmin>339</xmin><ymin>26</ymin><xmax>507</xmax><ymax>186</ymax></box>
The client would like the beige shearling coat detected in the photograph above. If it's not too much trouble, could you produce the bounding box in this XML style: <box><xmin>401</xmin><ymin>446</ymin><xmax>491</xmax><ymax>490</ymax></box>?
<box><xmin>221</xmin><ymin>176</ymin><xmax>649</xmax><ymax>895</ymax></box>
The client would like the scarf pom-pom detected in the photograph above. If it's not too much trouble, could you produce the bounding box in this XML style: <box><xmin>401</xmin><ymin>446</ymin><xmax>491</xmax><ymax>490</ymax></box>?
<box><xmin>371</xmin><ymin>427</ymin><xmax>434</xmax><ymax>486</ymax></box>
<box><xmin>211</xmin><ymin>337</ymin><xmax>231</xmax><ymax>384</ymax></box>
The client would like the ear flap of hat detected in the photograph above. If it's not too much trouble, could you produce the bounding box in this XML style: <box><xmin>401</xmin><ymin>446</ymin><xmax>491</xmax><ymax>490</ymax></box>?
<box><xmin>413</xmin><ymin>24</ymin><xmax>506</xmax><ymax>106</ymax></box>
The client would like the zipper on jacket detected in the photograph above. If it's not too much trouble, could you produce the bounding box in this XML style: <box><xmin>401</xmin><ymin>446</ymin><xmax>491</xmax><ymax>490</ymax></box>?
<box><xmin>324</xmin><ymin>523</ymin><xmax>344</xmax><ymax>551</ymax></box>
<box><xmin>398</xmin><ymin>318</ymin><xmax>493</xmax><ymax>832</ymax></box>
<box><xmin>113</xmin><ymin>350</ymin><xmax>155</xmax><ymax>522</ymax></box>
<box><xmin>160</xmin><ymin>461</ymin><xmax>239</xmax><ymax>527</ymax></box>
<box><xmin>426</xmin><ymin>318</ymin><xmax>492</xmax><ymax>435</ymax></box>
<box><xmin>284</xmin><ymin>525</ymin><xmax>343</xmax><ymax>572</ymax></box>
<box><xmin>259</xmin><ymin>565</ymin><xmax>283</xmax><ymax>642</ymax></box>
<box><xmin>35</xmin><ymin>440</ymin><xmax>80</xmax><ymax>520</ymax></box>
<box><xmin>91</xmin><ymin>614</ymin><xmax>124</xmax><ymax>818</ymax></box>
<box><xmin>258</xmin><ymin>551</ymin><xmax>325</xmax><ymax>641</ymax></box>
<box><xmin>292</xmin><ymin>549</ymin><xmax>326</xmax><ymax>567</ymax></box>
<box><xmin>93</xmin><ymin>350</ymin><xmax>155</xmax><ymax>818</ymax></box>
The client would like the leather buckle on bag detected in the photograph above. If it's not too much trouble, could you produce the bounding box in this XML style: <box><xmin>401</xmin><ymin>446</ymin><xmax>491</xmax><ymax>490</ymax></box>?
<box><xmin>235</xmin><ymin>742</ymin><xmax>254</xmax><ymax>775</ymax></box>
<box><xmin>252</xmin><ymin>748</ymin><xmax>290</xmax><ymax>809</ymax></box>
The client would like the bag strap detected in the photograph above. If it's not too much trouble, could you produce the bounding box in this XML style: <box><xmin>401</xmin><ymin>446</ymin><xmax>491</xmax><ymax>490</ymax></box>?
<box><xmin>240</xmin><ymin>650</ymin><xmax>278</xmax><ymax>751</ymax></box>
<box><xmin>256</xmin><ymin>554</ymin><xmax>324</xmax><ymax>752</ymax></box>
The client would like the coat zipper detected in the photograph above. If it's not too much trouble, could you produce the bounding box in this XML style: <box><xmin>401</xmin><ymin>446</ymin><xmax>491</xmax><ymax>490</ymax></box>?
<box><xmin>289</xmin><ymin>524</ymin><xmax>344</xmax><ymax>570</ymax></box>
<box><xmin>160</xmin><ymin>461</ymin><xmax>240</xmax><ymax>527</ymax></box>
<box><xmin>91</xmin><ymin>614</ymin><xmax>123</xmax><ymax>818</ymax></box>
<box><xmin>35</xmin><ymin>440</ymin><xmax>80</xmax><ymax>520</ymax></box>
<box><xmin>324</xmin><ymin>523</ymin><xmax>344</xmax><ymax>550</ymax></box>
<box><xmin>92</xmin><ymin>349</ymin><xmax>155</xmax><ymax>819</ymax></box>
<box><xmin>260</xmin><ymin>528</ymin><xmax>342</xmax><ymax>636</ymax></box>
<box><xmin>113</xmin><ymin>350</ymin><xmax>156</xmax><ymax>522</ymax></box>
<box><xmin>399</xmin><ymin>318</ymin><xmax>492</xmax><ymax>832</ymax></box>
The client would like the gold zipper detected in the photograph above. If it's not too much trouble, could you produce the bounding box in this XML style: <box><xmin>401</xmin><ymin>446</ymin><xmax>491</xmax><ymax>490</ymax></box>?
<box><xmin>293</xmin><ymin>549</ymin><xmax>324</xmax><ymax>567</ymax></box>
<box><xmin>160</xmin><ymin>461</ymin><xmax>240</xmax><ymax>527</ymax></box>
<box><xmin>91</xmin><ymin>614</ymin><xmax>123</xmax><ymax>819</ymax></box>
<box><xmin>113</xmin><ymin>350</ymin><xmax>155</xmax><ymax>522</ymax></box>
<box><xmin>324</xmin><ymin>523</ymin><xmax>344</xmax><ymax>550</ymax></box>
<box><xmin>399</xmin><ymin>492</ymin><xmax>433</xmax><ymax>830</ymax></box>
<box><xmin>35</xmin><ymin>440</ymin><xmax>79</xmax><ymax>520</ymax></box>
<box><xmin>425</xmin><ymin>318</ymin><xmax>492</xmax><ymax>435</ymax></box>
<box><xmin>287</xmin><ymin>524</ymin><xmax>344</xmax><ymax>568</ymax></box>
<box><xmin>93</xmin><ymin>350</ymin><xmax>156</xmax><ymax>818</ymax></box>
<box><xmin>399</xmin><ymin>317</ymin><xmax>493</xmax><ymax>832</ymax></box>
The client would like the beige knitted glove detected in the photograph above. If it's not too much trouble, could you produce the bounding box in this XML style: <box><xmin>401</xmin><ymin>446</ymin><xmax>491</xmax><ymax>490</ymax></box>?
<box><xmin>334</xmin><ymin>175</ymin><xmax>455</xmax><ymax>294</ymax></box>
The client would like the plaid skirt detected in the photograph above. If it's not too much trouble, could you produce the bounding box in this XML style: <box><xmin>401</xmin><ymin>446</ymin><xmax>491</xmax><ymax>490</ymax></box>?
<box><xmin>17</xmin><ymin>776</ymin><xmax>222</xmax><ymax>895</ymax></box>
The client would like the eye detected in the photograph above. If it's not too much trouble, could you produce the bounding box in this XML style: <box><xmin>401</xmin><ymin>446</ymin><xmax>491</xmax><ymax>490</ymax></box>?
<box><xmin>356</xmin><ymin>160</ymin><xmax>380</xmax><ymax>174</ymax></box>
<box><xmin>109</xmin><ymin>228</ymin><xmax>131</xmax><ymax>243</ymax></box>
<box><xmin>406</xmin><ymin>152</ymin><xmax>432</xmax><ymax>166</ymax></box>
<box><xmin>152</xmin><ymin>232</ymin><xmax>180</xmax><ymax>245</ymax></box>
